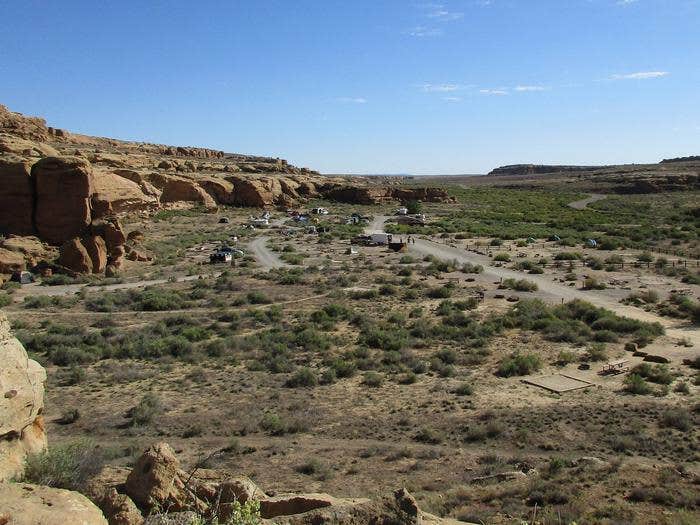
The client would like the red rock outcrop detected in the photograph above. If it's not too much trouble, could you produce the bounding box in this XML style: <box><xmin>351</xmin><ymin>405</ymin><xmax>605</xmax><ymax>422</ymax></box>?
<box><xmin>0</xmin><ymin>104</ymin><xmax>49</xmax><ymax>141</ymax></box>
<box><xmin>58</xmin><ymin>237</ymin><xmax>93</xmax><ymax>274</ymax></box>
<box><xmin>0</xmin><ymin>155</ymin><xmax>35</xmax><ymax>236</ymax></box>
<box><xmin>32</xmin><ymin>156</ymin><xmax>94</xmax><ymax>245</ymax></box>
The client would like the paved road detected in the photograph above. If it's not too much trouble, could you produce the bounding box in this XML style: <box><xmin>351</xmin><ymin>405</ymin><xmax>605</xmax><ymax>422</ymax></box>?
<box><xmin>568</xmin><ymin>193</ymin><xmax>607</xmax><ymax>210</ymax></box>
<box><xmin>248</xmin><ymin>236</ymin><xmax>289</xmax><ymax>270</ymax></box>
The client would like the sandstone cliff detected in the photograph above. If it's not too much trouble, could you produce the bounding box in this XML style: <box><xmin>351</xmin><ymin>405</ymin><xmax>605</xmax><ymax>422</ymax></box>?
<box><xmin>0</xmin><ymin>104</ymin><xmax>453</xmax><ymax>274</ymax></box>
<box><xmin>0</xmin><ymin>312</ymin><xmax>46</xmax><ymax>482</ymax></box>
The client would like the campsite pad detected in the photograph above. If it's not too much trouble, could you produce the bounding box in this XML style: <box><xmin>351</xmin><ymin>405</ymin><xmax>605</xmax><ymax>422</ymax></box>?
<box><xmin>522</xmin><ymin>374</ymin><xmax>595</xmax><ymax>394</ymax></box>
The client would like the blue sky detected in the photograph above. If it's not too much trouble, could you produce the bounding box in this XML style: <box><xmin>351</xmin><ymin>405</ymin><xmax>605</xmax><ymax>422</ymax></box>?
<box><xmin>1</xmin><ymin>1</ymin><xmax>698</xmax><ymax>174</ymax></box>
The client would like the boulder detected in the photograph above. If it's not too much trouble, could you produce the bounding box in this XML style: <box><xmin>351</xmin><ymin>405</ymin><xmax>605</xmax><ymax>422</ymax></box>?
<box><xmin>0</xmin><ymin>312</ymin><xmax>47</xmax><ymax>481</ymax></box>
<box><xmin>92</xmin><ymin>170</ymin><xmax>159</xmax><ymax>215</ymax></box>
<box><xmin>83</xmin><ymin>234</ymin><xmax>108</xmax><ymax>274</ymax></box>
<box><xmin>125</xmin><ymin>442</ymin><xmax>205</xmax><ymax>513</ymax></box>
<box><xmin>32</xmin><ymin>156</ymin><xmax>94</xmax><ymax>245</ymax></box>
<box><xmin>0</xmin><ymin>156</ymin><xmax>35</xmax><ymax>236</ymax></box>
<box><xmin>127</xmin><ymin>231</ymin><xmax>145</xmax><ymax>244</ymax></box>
<box><xmin>0</xmin><ymin>483</ymin><xmax>108</xmax><ymax>525</ymax></box>
<box><xmin>1</xmin><ymin>236</ymin><xmax>55</xmax><ymax>268</ymax></box>
<box><xmin>218</xmin><ymin>476</ymin><xmax>266</xmax><ymax>504</ymax></box>
<box><xmin>58</xmin><ymin>237</ymin><xmax>93</xmax><ymax>274</ymax></box>
<box><xmin>260</xmin><ymin>493</ymin><xmax>339</xmax><ymax>519</ymax></box>
<box><xmin>99</xmin><ymin>488</ymin><xmax>144</xmax><ymax>525</ymax></box>
<box><xmin>0</xmin><ymin>247</ymin><xmax>26</xmax><ymax>274</ymax></box>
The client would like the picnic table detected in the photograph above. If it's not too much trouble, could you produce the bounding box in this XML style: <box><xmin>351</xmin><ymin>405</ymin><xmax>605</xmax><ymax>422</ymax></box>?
<box><xmin>599</xmin><ymin>359</ymin><xmax>630</xmax><ymax>376</ymax></box>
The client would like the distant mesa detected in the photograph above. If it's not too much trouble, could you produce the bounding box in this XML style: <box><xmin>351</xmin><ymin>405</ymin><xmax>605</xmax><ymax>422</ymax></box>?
<box><xmin>487</xmin><ymin>164</ymin><xmax>606</xmax><ymax>176</ymax></box>
<box><xmin>660</xmin><ymin>155</ymin><xmax>700</xmax><ymax>164</ymax></box>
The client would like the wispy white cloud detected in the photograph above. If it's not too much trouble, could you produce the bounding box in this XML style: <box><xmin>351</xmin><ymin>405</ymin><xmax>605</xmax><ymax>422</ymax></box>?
<box><xmin>480</xmin><ymin>88</ymin><xmax>508</xmax><ymax>95</ymax></box>
<box><xmin>443</xmin><ymin>96</ymin><xmax>462</xmax><ymax>102</ymax></box>
<box><xmin>611</xmin><ymin>71</ymin><xmax>669</xmax><ymax>80</ymax></box>
<box><xmin>617</xmin><ymin>0</ymin><xmax>638</xmax><ymax>5</ymax></box>
<box><xmin>337</xmin><ymin>97</ymin><xmax>367</xmax><ymax>104</ymax></box>
<box><xmin>514</xmin><ymin>85</ymin><xmax>548</xmax><ymax>92</ymax></box>
<box><xmin>420</xmin><ymin>83</ymin><xmax>462</xmax><ymax>92</ymax></box>
<box><xmin>407</xmin><ymin>26</ymin><xmax>443</xmax><ymax>37</ymax></box>
<box><xmin>427</xmin><ymin>8</ymin><xmax>464</xmax><ymax>20</ymax></box>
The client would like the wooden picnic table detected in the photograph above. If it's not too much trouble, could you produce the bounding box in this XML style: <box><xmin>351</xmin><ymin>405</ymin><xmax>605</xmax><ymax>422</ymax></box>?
<box><xmin>599</xmin><ymin>359</ymin><xmax>630</xmax><ymax>375</ymax></box>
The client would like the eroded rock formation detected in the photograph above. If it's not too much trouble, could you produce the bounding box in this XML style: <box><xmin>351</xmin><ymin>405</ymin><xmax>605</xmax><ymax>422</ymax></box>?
<box><xmin>0</xmin><ymin>312</ymin><xmax>47</xmax><ymax>482</ymax></box>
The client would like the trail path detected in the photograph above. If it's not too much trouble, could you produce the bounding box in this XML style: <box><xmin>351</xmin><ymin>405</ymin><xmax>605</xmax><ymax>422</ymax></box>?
<box><xmin>568</xmin><ymin>193</ymin><xmax>607</xmax><ymax>210</ymax></box>
<box><xmin>12</xmin><ymin>273</ymin><xmax>220</xmax><ymax>300</ymax></box>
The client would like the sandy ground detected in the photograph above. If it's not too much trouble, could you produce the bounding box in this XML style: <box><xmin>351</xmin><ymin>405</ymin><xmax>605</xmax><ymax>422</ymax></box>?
<box><xmin>567</xmin><ymin>193</ymin><xmax>607</xmax><ymax>210</ymax></box>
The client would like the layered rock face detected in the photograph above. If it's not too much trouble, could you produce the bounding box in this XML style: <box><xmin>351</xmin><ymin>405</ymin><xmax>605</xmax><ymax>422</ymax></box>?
<box><xmin>0</xmin><ymin>156</ymin><xmax>34</xmax><ymax>236</ymax></box>
<box><xmin>32</xmin><ymin>156</ymin><xmax>94</xmax><ymax>244</ymax></box>
<box><xmin>0</xmin><ymin>312</ymin><xmax>47</xmax><ymax>481</ymax></box>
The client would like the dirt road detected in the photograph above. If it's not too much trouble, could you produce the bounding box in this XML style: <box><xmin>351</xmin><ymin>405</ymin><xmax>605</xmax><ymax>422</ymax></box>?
<box><xmin>248</xmin><ymin>236</ymin><xmax>289</xmax><ymax>270</ymax></box>
<box><xmin>410</xmin><ymin>238</ymin><xmax>699</xmax><ymax>353</ymax></box>
<box><xmin>568</xmin><ymin>193</ymin><xmax>607</xmax><ymax>210</ymax></box>
<box><xmin>366</xmin><ymin>216</ymin><xmax>698</xmax><ymax>354</ymax></box>
<box><xmin>12</xmin><ymin>273</ymin><xmax>220</xmax><ymax>301</ymax></box>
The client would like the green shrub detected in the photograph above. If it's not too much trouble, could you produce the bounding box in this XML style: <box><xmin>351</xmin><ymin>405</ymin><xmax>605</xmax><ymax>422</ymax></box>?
<box><xmin>21</xmin><ymin>439</ymin><xmax>104</xmax><ymax>491</ymax></box>
<box><xmin>0</xmin><ymin>292</ymin><xmax>11</xmax><ymax>307</ymax></box>
<box><xmin>285</xmin><ymin>367</ymin><xmax>318</xmax><ymax>388</ymax></box>
<box><xmin>362</xmin><ymin>371</ymin><xmax>383</xmax><ymax>387</ymax></box>
<box><xmin>246</xmin><ymin>291</ymin><xmax>272</xmax><ymax>304</ymax></box>
<box><xmin>660</xmin><ymin>408</ymin><xmax>691</xmax><ymax>432</ymax></box>
<box><xmin>501</xmin><ymin>278</ymin><xmax>538</xmax><ymax>292</ymax></box>
<box><xmin>493</xmin><ymin>253</ymin><xmax>511</xmax><ymax>262</ymax></box>
<box><xmin>129</xmin><ymin>393</ymin><xmax>162</xmax><ymax>426</ymax></box>
<box><xmin>624</xmin><ymin>374</ymin><xmax>652</xmax><ymax>395</ymax></box>
<box><xmin>497</xmin><ymin>352</ymin><xmax>542</xmax><ymax>377</ymax></box>
<box><xmin>453</xmin><ymin>383</ymin><xmax>474</xmax><ymax>396</ymax></box>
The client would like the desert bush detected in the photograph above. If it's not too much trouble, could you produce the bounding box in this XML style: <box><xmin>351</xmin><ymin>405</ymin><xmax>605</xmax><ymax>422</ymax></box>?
<box><xmin>582</xmin><ymin>277</ymin><xmax>606</xmax><ymax>290</ymax></box>
<box><xmin>21</xmin><ymin>439</ymin><xmax>104</xmax><ymax>491</ymax></box>
<box><xmin>129</xmin><ymin>393</ymin><xmax>163</xmax><ymax>426</ymax></box>
<box><xmin>497</xmin><ymin>352</ymin><xmax>542</xmax><ymax>377</ymax></box>
<box><xmin>285</xmin><ymin>367</ymin><xmax>318</xmax><ymax>388</ymax></box>
<box><xmin>453</xmin><ymin>383</ymin><xmax>473</xmax><ymax>396</ymax></box>
<box><xmin>624</xmin><ymin>374</ymin><xmax>653</xmax><ymax>395</ymax></box>
<box><xmin>461</xmin><ymin>262</ymin><xmax>483</xmax><ymax>274</ymax></box>
<box><xmin>415</xmin><ymin>427</ymin><xmax>444</xmax><ymax>444</ymax></box>
<box><xmin>246</xmin><ymin>291</ymin><xmax>272</xmax><ymax>304</ymax></box>
<box><xmin>0</xmin><ymin>292</ymin><xmax>11</xmax><ymax>307</ymax></box>
<box><xmin>362</xmin><ymin>371</ymin><xmax>383</xmax><ymax>387</ymax></box>
<box><xmin>660</xmin><ymin>408</ymin><xmax>692</xmax><ymax>432</ymax></box>
<box><xmin>501</xmin><ymin>278</ymin><xmax>537</xmax><ymax>292</ymax></box>
<box><xmin>259</xmin><ymin>412</ymin><xmax>307</xmax><ymax>435</ymax></box>
<box><xmin>554</xmin><ymin>252</ymin><xmax>581</xmax><ymax>261</ymax></box>
<box><xmin>631</xmin><ymin>363</ymin><xmax>673</xmax><ymax>385</ymax></box>
<box><xmin>493</xmin><ymin>253</ymin><xmax>511</xmax><ymax>262</ymax></box>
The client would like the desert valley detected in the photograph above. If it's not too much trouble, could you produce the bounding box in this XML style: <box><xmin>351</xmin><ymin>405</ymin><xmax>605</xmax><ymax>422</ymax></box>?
<box><xmin>0</xmin><ymin>101</ymin><xmax>698</xmax><ymax>525</ymax></box>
